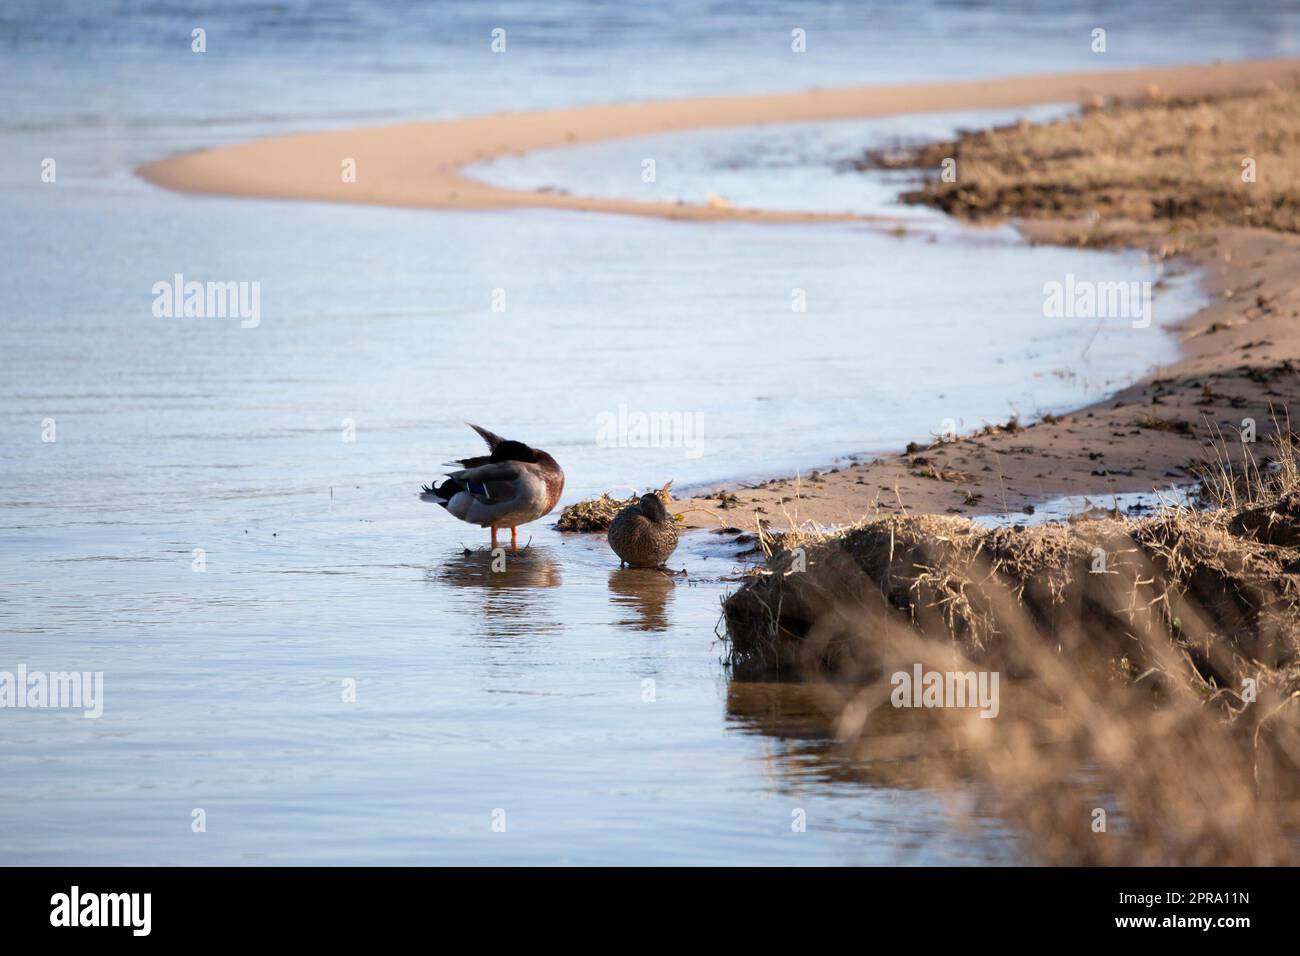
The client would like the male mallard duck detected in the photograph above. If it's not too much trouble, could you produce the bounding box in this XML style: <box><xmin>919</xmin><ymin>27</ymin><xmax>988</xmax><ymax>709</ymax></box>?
<box><xmin>608</xmin><ymin>492</ymin><xmax>679</xmax><ymax>568</ymax></box>
<box><xmin>420</xmin><ymin>424</ymin><xmax>565</xmax><ymax>549</ymax></box>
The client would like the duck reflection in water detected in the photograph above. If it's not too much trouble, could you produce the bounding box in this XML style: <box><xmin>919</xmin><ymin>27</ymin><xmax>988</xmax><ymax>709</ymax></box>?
<box><xmin>431</xmin><ymin>546</ymin><xmax>563</xmax><ymax>638</ymax></box>
<box><xmin>607</xmin><ymin>567</ymin><xmax>675</xmax><ymax>632</ymax></box>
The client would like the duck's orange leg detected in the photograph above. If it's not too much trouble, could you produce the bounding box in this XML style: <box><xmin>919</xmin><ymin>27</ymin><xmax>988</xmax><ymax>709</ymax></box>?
<box><xmin>490</xmin><ymin>526</ymin><xmax>498</xmax><ymax>548</ymax></box>
<box><xmin>510</xmin><ymin>526</ymin><xmax>518</xmax><ymax>549</ymax></box>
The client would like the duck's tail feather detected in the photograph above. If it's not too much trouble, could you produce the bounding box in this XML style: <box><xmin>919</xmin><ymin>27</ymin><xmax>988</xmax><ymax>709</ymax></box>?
<box><xmin>467</xmin><ymin>423</ymin><xmax>506</xmax><ymax>451</ymax></box>
<box><xmin>420</xmin><ymin>477</ymin><xmax>457</xmax><ymax>505</ymax></box>
<box><xmin>421</xmin><ymin>475</ymin><xmax>493</xmax><ymax>505</ymax></box>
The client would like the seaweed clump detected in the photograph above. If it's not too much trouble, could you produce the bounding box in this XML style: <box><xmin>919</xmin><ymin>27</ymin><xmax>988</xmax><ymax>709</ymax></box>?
<box><xmin>557</xmin><ymin>480</ymin><xmax>674</xmax><ymax>532</ymax></box>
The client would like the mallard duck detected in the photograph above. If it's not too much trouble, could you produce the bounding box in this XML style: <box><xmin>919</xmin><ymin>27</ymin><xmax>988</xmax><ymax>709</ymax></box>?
<box><xmin>420</xmin><ymin>424</ymin><xmax>565</xmax><ymax>549</ymax></box>
<box><xmin>608</xmin><ymin>492</ymin><xmax>679</xmax><ymax>568</ymax></box>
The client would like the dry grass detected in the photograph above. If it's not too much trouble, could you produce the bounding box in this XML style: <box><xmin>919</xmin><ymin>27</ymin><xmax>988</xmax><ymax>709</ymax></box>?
<box><xmin>1195</xmin><ymin>412</ymin><xmax>1300</xmax><ymax>511</ymax></box>
<box><xmin>908</xmin><ymin>456</ymin><xmax>972</xmax><ymax>483</ymax></box>
<box><xmin>854</xmin><ymin>84</ymin><xmax>1300</xmax><ymax>234</ymax></box>
<box><xmin>556</xmin><ymin>480</ymin><xmax>674</xmax><ymax>532</ymax></box>
<box><xmin>722</xmin><ymin>431</ymin><xmax>1300</xmax><ymax>864</ymax></box>
<box><xmin>1134</xmin><ymin>413</ymin><xmax>1193</xmax><ymax>434</ymax></box>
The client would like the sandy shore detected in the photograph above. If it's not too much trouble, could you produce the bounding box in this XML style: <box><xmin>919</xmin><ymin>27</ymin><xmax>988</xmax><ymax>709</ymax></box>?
<box><xmin>140</xmin><ymin>59</ymin><xmax>1300</xmax><ymax>222</ymax></box>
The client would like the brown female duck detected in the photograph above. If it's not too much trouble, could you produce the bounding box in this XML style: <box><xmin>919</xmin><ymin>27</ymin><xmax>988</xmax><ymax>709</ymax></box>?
<box><xmin>607</xmin><ymin>492</ymin><xmax>679</xmax><ymax>568</ymax></box>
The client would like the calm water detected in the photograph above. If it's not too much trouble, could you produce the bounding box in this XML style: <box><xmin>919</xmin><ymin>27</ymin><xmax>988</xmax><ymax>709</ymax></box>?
<box><xmin>466</xmin><ymin>104</ymin><xmax>1078</xmax><ymax>218</ymax></box>
<box><xmin>2</xmin><ymin>1</ymin><xmax>1295</xmax><ymax>864</ymax></box>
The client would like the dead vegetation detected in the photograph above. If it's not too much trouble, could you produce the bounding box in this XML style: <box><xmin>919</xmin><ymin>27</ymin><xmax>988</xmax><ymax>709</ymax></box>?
<box><xmin>1134</xmin><ymin>413</ymin><xmax>1194</xmax><ymax>434</ymax></box>
<box><xmin>722</xmin><ymin>430</ymin><xmax>1300</xmax><ymax>863</ymax></box>
<box><xmin>725</xmin><ymin>501</ymin><xmax>1300</xmax><ymax>691</ymax></box>
<box><xmin>851</xmin><ymin>83</ymin><xmax>1300</xmax><ymax>234</ymax></box>
<box><xmin>907</xmin><ymin>456</ymin><xmax>972</xmax><ymax>483</ymax></box>
<box><xmin>556</xmin><ymin>480</ymin><xmax>675</xmax><ymax>532</ymax></box>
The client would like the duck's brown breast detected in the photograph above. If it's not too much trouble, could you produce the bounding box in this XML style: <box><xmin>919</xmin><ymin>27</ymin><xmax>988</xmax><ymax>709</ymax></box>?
<box><xmin>607</xmin><ymin>507</ymin><xmax>679</xmax><ymax>567</ymax></box>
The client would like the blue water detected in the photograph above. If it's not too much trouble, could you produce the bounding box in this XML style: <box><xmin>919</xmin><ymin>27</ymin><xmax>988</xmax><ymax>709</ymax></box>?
<box><xmin>0</xmin><ymin>1</ymin><xmax>1293</xmax><ymax>864</ymax></box>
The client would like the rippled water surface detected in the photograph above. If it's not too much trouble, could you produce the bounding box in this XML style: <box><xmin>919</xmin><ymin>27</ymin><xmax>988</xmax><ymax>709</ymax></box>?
<box><xmin>2</xmin><ymin>0</ymin><xmax>1295</xmax><ymax>864</ymax></box>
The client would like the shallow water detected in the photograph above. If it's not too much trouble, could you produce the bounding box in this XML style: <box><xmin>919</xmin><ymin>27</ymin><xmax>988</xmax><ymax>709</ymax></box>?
<box><xmin>466</xmin><ymin>104</ymin><xmax>1077</xmax><ymax>218</ymax></box>
<box><xmin>2</xmin><ymin>523</ymin><xmax>1027</xmax><ymax>865</ymax></box>
<box><xmin>1</xmin><ymin>1</ymin><xmax>1294</xmax><ymax>864</ymax></box>
<box><xmin>973</xmin><ymin>486</ymin><xmax>1196</xmax><ymax>528</ymax></box>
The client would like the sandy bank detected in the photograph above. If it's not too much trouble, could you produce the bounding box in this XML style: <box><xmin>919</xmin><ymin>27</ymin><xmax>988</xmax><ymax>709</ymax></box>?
<box><xmin>139</xmin><ymin>59</ymin><xmax>1300</xmax><ymax>222</ymax></box>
